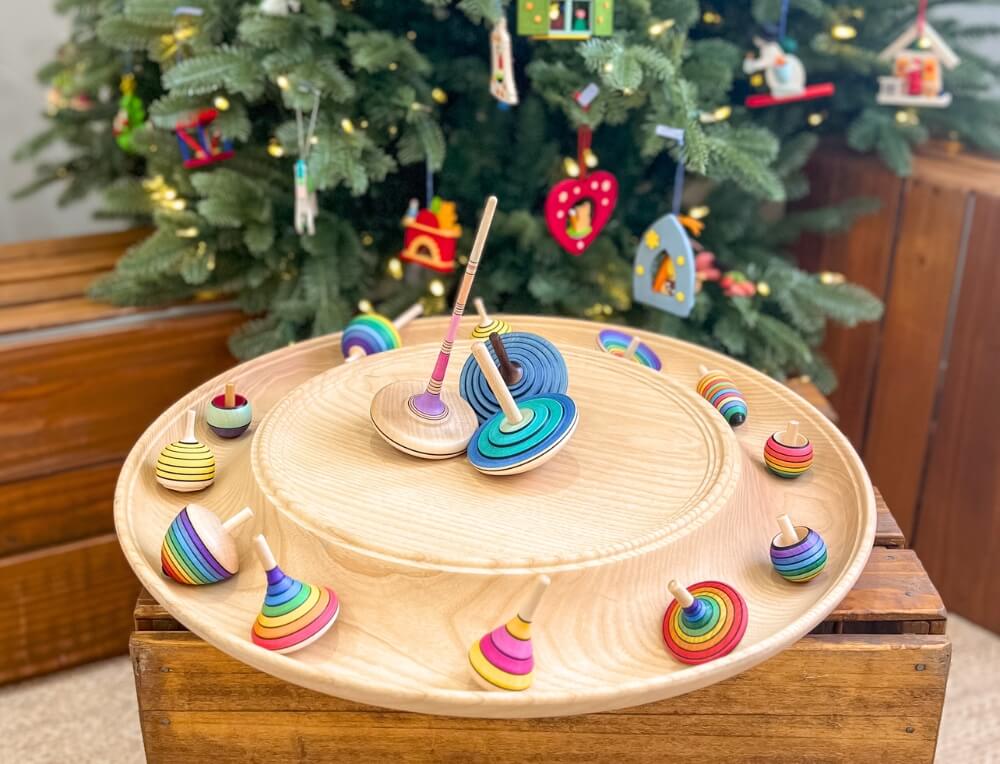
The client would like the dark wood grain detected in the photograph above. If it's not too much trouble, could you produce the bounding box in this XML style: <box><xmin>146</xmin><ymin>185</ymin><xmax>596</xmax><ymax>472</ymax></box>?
<box><xmin>914</xmin><ymin>193</ymin><xmax>1000</xmax><ymax>633</ymax></box>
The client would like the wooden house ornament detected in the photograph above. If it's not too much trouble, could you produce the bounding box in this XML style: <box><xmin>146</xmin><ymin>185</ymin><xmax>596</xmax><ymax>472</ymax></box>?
<box><xmin>634</xmin><ymin>214</ymin><xmax>695</xmax><ymax>318</ymax></box>
<box><xmin>400</xmin><ymin>197</ymin><xmax>462</xmax><ymax>273</ymax></box>
<box><xmin>877</xmin><ymin>21</ymin><xmax>959</xmax><ymax>108</ymax></box>
<box><xmin>517</xmin><ymin>0</ymin><xmax>614</xmax><ymax>40</ymax></box>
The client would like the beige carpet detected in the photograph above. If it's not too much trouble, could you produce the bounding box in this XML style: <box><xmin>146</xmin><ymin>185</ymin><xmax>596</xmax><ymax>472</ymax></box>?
<box><xmin>1</xmin><ymin>615</ymin><xmax>997</xmax><ymax>763</ymax></box>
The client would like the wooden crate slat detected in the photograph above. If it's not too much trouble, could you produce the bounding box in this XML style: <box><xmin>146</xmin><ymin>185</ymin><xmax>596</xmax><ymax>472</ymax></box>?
<box><xmin>830</xmin><ymin>548</ymin><xmax>945</xmax><ymax>628</ymax></box>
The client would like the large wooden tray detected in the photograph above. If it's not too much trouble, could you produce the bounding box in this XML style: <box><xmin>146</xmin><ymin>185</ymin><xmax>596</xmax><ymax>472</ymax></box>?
<box><xmin>114</xmin><ymin>316</ymin><xmax>876</xmax><ymax>718</ymax></box>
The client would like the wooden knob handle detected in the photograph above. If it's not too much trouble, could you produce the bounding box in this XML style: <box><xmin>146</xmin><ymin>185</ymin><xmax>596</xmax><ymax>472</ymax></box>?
<box><xmin>474</xmin><ymin>297</ymin><xmax>489</xmax><ymax>324</ymax></box>
<box><xmin>785</xmin><ymin>420</ymin><xmax>800</xmax><ymax>444</ymax></box>
<box><xmin>668</xmin><ymin>580</ymin><xmax>695</xmax><ymax>608</ymax></box>
<box><xmin>698</xmin><ymin>364</ymin><xmax>710</xmax><ymax>377</ymax></box>
<box><xmin>253</xmin><ymin>534</ymin><xmax>278</xmax><ymax>571</ymax></box>
<box><xmin>393</xmin><ymin>302</ymin><xmax>424</xmax><ymax>329</ymax></box>
<box><xmin>471</xmin><ymin>341</ymin><xmax>522</xmax><ymax>426</ymax></box>
<box><xmin>223</xmin><ymin>507</ymin><xmax>254</xmax><ymax>533</ymax></box>
<box><xmin>518</xmin><ymin>575</ymin><xmax>551</xmax><ymax>622</ymax></box>
<box><xmin>489</xmin><ymin>332</ymin><xmax>520</xmax><ymax>385</ymax></box>
<box><xmin>182</xmin><ymin>409</ymin><xmax>198</xmax><ymax>443</ymax></box>
<box><xmin>623</xmin><ymin>336</ymin><xmax>641</xmax><ymax>361</ymax></box>
<box><xmin>777</xmin><ymin>514</ymin><xmax>800</xmax><ymax>546</ymax></box>
<box><xmin>224</xmin><ymin>382</ymin><xmax>236</xmax><ymax>408</ymax></box>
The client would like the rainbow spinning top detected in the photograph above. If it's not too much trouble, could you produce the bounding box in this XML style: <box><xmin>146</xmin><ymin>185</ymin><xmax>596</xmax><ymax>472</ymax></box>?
<box><xmin>662</xmin><ymin>580</ymin><xmax>748</xmax><ymax>665</ymax></box>
<box><xmin>470</xmin><ymin>297</ymin><xmax>512</xmax><ymax>339</ymax></box>
<box><xmin>596</xmin><ymin>328</ymin><xmax>662</xmax><ymax>371</ymax></box>
<box><xmin>764</xmin><ymin>420</ymin><xmax>813</xmax><ymax>478</ymax></box>
<box><xmin>250</xmin><ymin>535</ymin><xmax>341</xmax><ymax>654</ymax></box>
<box><xmin>466</xmin><ymin>342</ymin><xmax>578</xmax><ymax>476</ymax></box>
<box><xmin>342</xmin><ymin>302</ymin><xmax>423</xmax><ymax>362</ymax></box>
<box><xmin>696</xmin><ymin>365</ymin><xmax>748</xmax><ymax>427</ymax></box>
<box><xmin>206</xmin><ymin>382</ymin><xmax>252</xmax><ymax>439</ymax></box>
<box><xmin>161</xmin><ymin>505</ymin><xmax>253</xmax><ymax>585</ymax></box>
<box><xmin>459</xmin><ymin>332</ymin><xmax>569</xmax><ymax>422</ymax></box>
<box><xmin>469</xmin><ymin>575</ymin><xmax>550</xmax><ymax>691</ymax></box>
<box><xmin>770</xmin><ymin>514</ymin><xmax>828</xmax><ymax>583</ymax></box>
<box><xmin>155</xmin><ymin>409</ymin><xmax>216</xmax><ymax>492</ymax></box>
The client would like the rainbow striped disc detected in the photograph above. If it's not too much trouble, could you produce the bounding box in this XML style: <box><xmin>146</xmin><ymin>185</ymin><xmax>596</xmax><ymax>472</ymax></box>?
<box><xmin>764</xmin><ymin>432</ymin><xmax>814</xmax><ymax>478</ymax></box>
<box><xmin>596</xmin><ymin>328</ymin><xmax>662</xmax><ymax>371</ymax></box>
<box><xmin>467</xmin><ymin>394</ymin><xmax>578</xmax><ymax>474</ymax></box>
<box><xmin>469</xmin><ymin>615</ymin><xmax>534</xmax><ymax>691</ymax></box>
<box><xmin>155</xmin><ymin>439</ymin><xmax>215</xmax><ymax>489</ymax></box>
<box><xmin>771</xmin><ymin>527</ymin><xmax>828</xmax><ymax>583</ymax></box>
<box><xmin>471</xmin><ymin>318</ymin><xmax>512</xmax><ymax>340</ymax></box>
<box><xmin>161</xmin><ymin>506</ymin><xmax>235</xmax><ymax>585</ymax></box>
<box><xmin>460</xmin><ymin>332</ymin><xmax>569</xmax><ymax>422</ymax></box>
<box><xmin>696</xmin><ymin>372</ymin><xmax>748</xmax><ymax>427</ymax></box>
<box><xmin>251</xmin><ymin>565</ymin><xmax>340</xmax><ymax>654</ymax></box>
<box><xmin>662</xmin><ymin>581</ymin><xmax>748</xmax><ymax>665</ymax></box>
<box><xmin>341</xmin><ymin>312</ymin><xmax>402</xmax><ymax>360</ymax></box>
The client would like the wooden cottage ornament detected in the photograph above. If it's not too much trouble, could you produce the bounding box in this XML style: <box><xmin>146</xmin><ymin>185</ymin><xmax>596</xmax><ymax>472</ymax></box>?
<box><xmin>877</xmin><ymin>17</ymin><xmax>959</xmax><ymax>108</ymax></box>
<box><xmin>517</xmin><ymin>0</ymin><xmax>613</xmax><ymax>40</ymax></box>
<box><xmin>400</xmin><ymin>196</ymin><xmax>462</xmax><ymax>273</ymax></box>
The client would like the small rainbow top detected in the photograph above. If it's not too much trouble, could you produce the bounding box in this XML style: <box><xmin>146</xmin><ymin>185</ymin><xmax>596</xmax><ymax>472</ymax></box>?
<box><xmin>341</xmin><ymin>312</ymin><xmax>402</xmax><ymax>360</ymax></box>
<box><xmin>662</xmin><ymin>580</ymin><xmax>748</xmax><ymax>665</ymax></box>
<box><xmin>764</xmin><ymin>421</ymin><xmax>813</xmax><ymax>478</ymax></box>
<box><xmin>596</xmin><ymin>328</ymin><xmax>662</xmax><ymax>371</ymax></box>
<box><xmin>155</xmin><ymin>409</ymin><xmax>216</xmax><ymax>492</ymax></box>
<box><xmin>161</xmin><ymin>505</ymin><xmax>252</xmax><ymax>585</ymax></box>
<box><xmin>771</xmin><ymin>516</ymin><xmax>828</xmax><ymax>583</ymax></box>
<box><xmin>251</xmin><ymin>535</ymin><xmax>340</xmax><ymax>654</ymax></box>
<box><xmin>696</xmin><ymin>368</ymin><xmax>747</xmax><ymax>427</ymax></box>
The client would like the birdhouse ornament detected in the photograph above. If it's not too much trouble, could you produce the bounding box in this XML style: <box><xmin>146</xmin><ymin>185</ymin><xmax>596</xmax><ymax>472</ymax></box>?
<box><xmin>876</xmin><ymin>1</ymin><xmax>959</xmax><ymax>108</ymax></box>
<box><xmin>517</xmin><ymin>0</ymin><xmax>614</xmax><ymax>40</ymax></box>
<box><xmin>400</xmin><ymin>196</ymin><xmax>462</xmax><ymax>273</ymax></box>
<box><xmin>544</xmin><ymin>84</ymin><xmax>619</xmax><ymax>256</ymax></box>
<box><xmin>632</xmin><ymin>126</ymin><xmax>695</xmax><ymax>318</ymax></box>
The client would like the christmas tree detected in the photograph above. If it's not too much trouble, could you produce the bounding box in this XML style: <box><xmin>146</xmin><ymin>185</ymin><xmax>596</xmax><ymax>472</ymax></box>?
<box><xmin>16</xmin><ymin>0</ymin><xmax>1000</xmax><ymax>391</ymax></box>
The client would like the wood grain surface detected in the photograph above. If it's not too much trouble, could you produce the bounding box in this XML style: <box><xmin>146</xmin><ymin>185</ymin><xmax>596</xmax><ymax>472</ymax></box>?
<box><xmin>115</xmin><ymin>316</ymin><xmax>877</xmax><ymax>718</ymax></box>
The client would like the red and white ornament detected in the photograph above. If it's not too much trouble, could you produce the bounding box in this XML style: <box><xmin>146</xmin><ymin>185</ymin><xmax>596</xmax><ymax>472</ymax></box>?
<box><xmin>544</xmin><ymin>171</ymin><xmax>618</xmax><ymax>256</ymax></box>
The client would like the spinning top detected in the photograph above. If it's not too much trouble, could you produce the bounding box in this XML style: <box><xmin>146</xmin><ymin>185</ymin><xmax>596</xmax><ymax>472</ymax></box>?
<box><xmin>342</xmin><ymin>302</ymin><xmax>424</xmax><ymax>362</ymax></box>
<box><xmin>466</xmin><ymin>342</ymin><xmax>578</xmax><ymax>476</ymax></box>
<box><xmin>469</xmin><ymin>575</ymin><xmax>550</xmax><ymax>691</ymax></box>
<box><xmin>370</xmin><ymin>196</ymin><xmax>498</xmax><ymax>459</ymax></box>
<box><xmin>206</xmin><ymin>382</ymin><xmax>252</xmax><ymax>439</ymax></box>
<box><xmin>596</xmin><ymin>328</ymin><xmax>662</xmax><ymax>371</ymax></box>
<box><xmin>764</xmin><ymin>420</ymin><xmax>813</xmax><ymax>478</ymax></box>
<box><xmin>155</xmin><ymin>409</ymin><xmax>216</xmax><ymax>492</ymax></box>
<box><xmin>459</xmin><ymin>332</ymin><xmax>569</xmax><ymax>422</ymax></box>
<box><xmin>662</xmin><ymin>580</ymin><xmax>748</xmax><ymax>665</ymax></box>
<box><xmin>250</xmin><ymin>534</ymin><xmax>341</xmax><ymax>654</ymax></box>
<box><xmin>770</xmin><ymin>514</ymin><xmax>828</xmax><ymax>583</ymax></box>
<box><xmin>161</xmin><ymin>505</ymin><xmax>253</xmax><ymax>585</ymax></box>
<box><xmin>696</xmin><ymin>365</ymin><xmax>748</xmax><ymax>427</ymax></box>
<box><xmin>470</xmin><ymin>297</ymin><xmax>512</xmax><ymax>339</ymax></box>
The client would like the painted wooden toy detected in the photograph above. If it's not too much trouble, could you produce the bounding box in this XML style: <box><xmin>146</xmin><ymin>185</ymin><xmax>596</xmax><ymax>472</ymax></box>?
<box><xmin>770</xmin><ymin>514</ymin><xmax>828</xmax><ymax>583</ymax></box>
<box><xmin>206</xmin><ymin>382</ymin><xmax>252</xmax><ymax>439</ymax></box>
<box><xmin>341</xmin><ymin>302</ymin><xmax>424</xmax><ymax>362</ymax></box>
<box><xmin>696</xmin><ymin>365</ymin><xmax>747</xmax><ymax>427</ymax></box>
<box><xmin>174</xmin><ymin>108</ymin><xmax>234</xmax><ymax>169</ymax></box>
<box><xmin>250</xmin><ymin>534</ymin><xmax>341</xmax><ymax>654</ymax></box>
<box><xmin>155</xmin><ymin>409</ymin><xmax>216</xmax><ymax>492</ymax></box>
<box><xmin>370</xmin><ymin>196</ymin><xmax>497</xmax><ymax>459</ymax></box>
<box><xmin>596</xmin><ymin>328</ymin><xmax>662</xmax><ymax>371</ymax></box>
<box><xmin>469</xmin><ymin>575</ymin><xmax>551</xmax><ymax>691</ymax></box>
<box><xmin>742</xmin><ymin>21</ymin><xmax>835</xmax><ymax>108</ymax></box>
<box><xmin>470</xmin><ymin>297</ymin><xmax>512</xmax><ymax>340</ymax></box>
<box><xmin>489</xmin><ymin>15</ymin><xmax>518</xmax><ymax>106</ymax></box>
<box><xmin>877</xmin><ymin>12</ymin><xmax>959</xmax><ymax>108</ymax></box>
<box><xmin>764</xmin><ymin>420</ymin><xmax>813</xmax><ymax>478</ymax></box>
<box><xmin>466</xmin><ymin>342</ymin><xmax>578</xmax><ymax>476</ymax></box>
<box><xmin>460</xmin><ymin>332</ymin><xmax>569</xmax><ymax>422</ymax></box>
<box><xmin>662</xmin><ymin>580</ymin><xmax>748</xmax><ymax>665</ymax></box>
<box><xmin>161</xmin><ymin>505</ymin><xmax>253</xmax><ymax>585</ymax></box>
<box><xmin>400</xmin><ymin>196</ymin><xmax>462</xmax><ymax>273</ymax></box>
<box><xmin>517</xmin><ymin>0</ymin><xmax>614</xmax><ymax>40</ymax></box>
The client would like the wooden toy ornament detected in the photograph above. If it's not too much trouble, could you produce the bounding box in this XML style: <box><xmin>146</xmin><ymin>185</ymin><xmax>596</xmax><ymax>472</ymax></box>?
<box><xmin>155</xmin><ymin>409</ymin><xmax>216</xmax><ymax>492</ymax></box>
<box><xmin>696</xmin><ymin>365</ymin><xmax>747</xmax><ymax>427</ymax></box>
<box><xmin>595</xmin><ymin>328</ymin><xmax>661</xmax><ymax>371</ymax></box>
<box><xmin>764</xmin><ymin>420</ymin><xmax>814</xmax><ymax>478</ymax></box>
<box><xmin>174</xmin><ymin>108</ymin><xmax>234</xmax><ymax>169</ymax></box>
<box><xmin>206</xmin><ymin>382</ymin><xmax>252</xmax><ymax>439</ymax></box>
<box><xmin>544</xmin><ymin>85</ymin><xmax>618</xmax><ymax>256</ymax></box>
<box><xmin>489</xmin><ymin>14</ymin><xmax>518</xmax><ymax>106</ymax></box>
<box><xmin>517</xmin><ymin>0</ymin><xmax>614</xmax><ymax>40</ymax></box>
<box><xmin>400</xmin><ymin>196</ymin><xmax>462</xmax><ymax>273</ymax></box>
<box><xmin>770</xmin><ymin>514</ymin><xmax>828</xmax><ymax>583</ymax></box>
<box><xmin>466</xmin><ymin>342</ymin><xmax>578</xmax><ymax>476</ymax></box>
<box><xmin>342</xmin><ymin>302</ymin><xmax>423</xmax><ymax>362</ymax></box>
<box><xmin>877</xmin><ymin>1</ymin><xmax>959</xmax><ymax>108</ymax></box>
<box><xmin>742</xmin><ymin>3</ymin><xmax>835</xmax><ymax>109</ymax></box>
<box><xmin>370</xmin><ymin>196</ymin><xmax>497</xmax><ymax>459</ymax></box>
<box><xmin>662</xmin><ymin>580</ymin><xmax>748</xmax><ymax>665</ymax></box>
<box><xmin>259</xmin><ymin>0</ymin><xmax>300</xmax><ymax>15</ymax></box>
<box><xmin>293</xmin><ymin>88</ymin><xmax>321</xmax><ymax>236</ymax></box>
<box><xmin>460</xmin><ymin>332</ymin><xmax>569</xmax><ymax>422</ymax></box>
<box><xmin>251</xmin><ymin>534</ymin><xmax>341</xmax><ymax>654</ymax></box>
<box><xmin>112</xmin><ymin>73</ymin><xmax>145</xmax><ymax>154</ymax></box>
<box><xmin>470</xmin><ymin>297</ymin><xmax>512</xmax><ymax>340</ymax></box>
<box><xmin>161</xmin><ymin>505</ymin><xmax>253</xmax><ymax>585</ymax></box>
<box><xmin>469</xmin><ymin>575</ymin><xmax>550</xmax><ymax>691</ymax></box>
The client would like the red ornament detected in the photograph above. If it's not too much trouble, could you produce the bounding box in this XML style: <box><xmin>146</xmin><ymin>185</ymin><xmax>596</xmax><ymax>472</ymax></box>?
<box><xmin>720</xmin><ymin>271</ymin><xmax>757</xmax><ymax>298</ymax></box>
<box><xmin>544</xmin><ymin>171</ymin><xmax>619</xmax><ymax>256</ymax></box>
<box><xmin>175</xmin><ymin>109</ymin><xmax>234</xmax><ymax>169</ymax></box>
<box><xmin>400</xmin><ymin>197</ymin><xmax>461</xmax><ymax>273</ymax></box>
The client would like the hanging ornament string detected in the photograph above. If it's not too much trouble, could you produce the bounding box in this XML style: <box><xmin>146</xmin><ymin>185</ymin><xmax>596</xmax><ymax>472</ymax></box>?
<box><xmin>778</xmin><ymin>0</ymin><xmax>790</xmax><ymax>42</ymax></box>
<box><xmin>574</xmin><ymin>83</ymin><xmax>600</xmax><ymax>177</ymax></box>
<box><xmin>655</xmin><ymin>125</ymin><xmax>686</xmax><ymax>216</ymax></box>
<box><xmin>426</xmin><ymin>157</ymin><xmax>435</xmax><ymax>208</ymax></box>
<box><xmin>916</xmin><ymin>0</ymin><xmax>928</xmax><ymax>38</ymax></box>
<box><xmin>295</xmin><ymin>87</ymin><xmax>321</xmax><ymax>162</ymax></box>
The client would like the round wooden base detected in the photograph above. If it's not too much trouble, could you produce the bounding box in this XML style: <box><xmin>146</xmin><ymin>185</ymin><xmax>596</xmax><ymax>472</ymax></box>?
<box><xmin>115</xmin><ymin>315</ymin><xmax>876</xmax><ymax>719</ymax></box>
<box><xmin>369</xmin><ymin>380</ymin><xmax>480</xmax><ymax>459</ymax></box>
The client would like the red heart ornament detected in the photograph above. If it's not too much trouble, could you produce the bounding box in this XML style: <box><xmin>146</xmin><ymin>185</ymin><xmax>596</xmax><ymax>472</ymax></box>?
<box><xmin>544</xmin><ymin>170</ymin><xmax>619</xmax><ymax>256</ymax></box>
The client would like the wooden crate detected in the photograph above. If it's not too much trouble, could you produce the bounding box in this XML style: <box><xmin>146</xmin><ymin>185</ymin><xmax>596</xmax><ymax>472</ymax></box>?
<box><xmin>131</xmin><ymin>492</ymin><xmax>949</xmax><ymax>763</ymax></box>
<box><xmin>0</xmin><ymin>230</ymin><xmax>245</xmax><ymax>684</ymax></box>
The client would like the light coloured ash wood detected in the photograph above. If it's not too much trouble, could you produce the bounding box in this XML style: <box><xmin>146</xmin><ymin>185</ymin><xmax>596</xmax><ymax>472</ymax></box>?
<box><xmin>115</xmin><ymin>315</ymin><xmax>877</xmax><ymax>718</ymax></box>
<box><xmin>368</xmin><ymin>381</ymin><xmax>480</xmax><ymax>459</ymax></box>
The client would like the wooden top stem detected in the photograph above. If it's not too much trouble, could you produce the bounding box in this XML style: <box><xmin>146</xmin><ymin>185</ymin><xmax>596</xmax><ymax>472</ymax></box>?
<box><xmin>667</xmin><ymin>579</ymin><xmax>695</xmax><ymax>608</ymax></box>
<box><xmin>518</xmin><ymin>575</ymin><xmax>551</xmax><ymax>622</ymax></box>
<box><xmin>182</xmin><ymin>409</ymin><xmax>198</xmax><ymax>443</ymax></box>
<box><xmin>777</xmin><ymin>514</ymin><xmax>801</xmax><ymax>546</ymax></box>
<box><xmin>393</xmin><ymin>302</ymin><xmax>424</xmax><ymax>329</ymax></box>
<box><xmin>472</xmin><ymin>341</ymin><xmax>522</xmax><ymax>426</ymax></box>
<box><xmin>474</xmin><ymin>297</ymin><xmax>489</xmax><ymax>325</ymax></box>
<box><xmin>253</xmin><ymin>534</ymin><xmax>278</xmax><ymax>572</ymax></box>
<box><xmin>223</xmin><ymin>506</ymin><xmax>254</xmax><ymax>533</ymax></box>
<box><xmin>224</xmin><ymin>382</ymin><xmax>236</xmax><ymax>408</ymax></box>
<box><xmin>489</xmin><ymin>332</ymin><xmax>522</xmax><ymax>385</ymax></box>
<box><xmin>785</xmin><ymin>420</ymin><xmax>800</xmax><ymax>443</ymax></box>
<box><xmin>623</xmin><ymin>336</ymin><xmax>641</xmax><ymax>361</ymax></box>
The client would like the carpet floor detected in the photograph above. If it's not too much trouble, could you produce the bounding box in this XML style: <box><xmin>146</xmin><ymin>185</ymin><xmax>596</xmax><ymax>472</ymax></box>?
<box><xmin>1</xmin><ymin>615</ymin><xmax>997</xmax><ymax>763</ymax></box>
